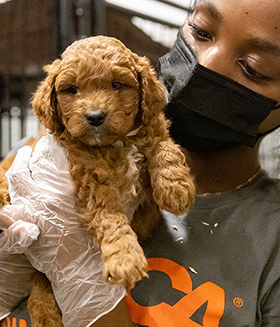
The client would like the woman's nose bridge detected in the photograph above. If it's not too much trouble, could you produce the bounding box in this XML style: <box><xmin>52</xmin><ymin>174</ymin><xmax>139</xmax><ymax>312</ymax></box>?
<box><xmin>198</xmin><ymin>45</ymin><xmax>233</xmax><ymax>77</ymax></box>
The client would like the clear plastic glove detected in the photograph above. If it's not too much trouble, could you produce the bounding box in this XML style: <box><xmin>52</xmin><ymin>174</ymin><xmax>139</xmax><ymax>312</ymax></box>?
<box><xmin>0</xmin><ymin>147</ymin><xmax>40</xmax><ymax>320</ymax></box>
<box><xmin>0</xmin><ymin>218</ymin><xmax>40</xmax><ymax>254</ymax></box>
<box><xmin>0</xmin><ymin>205</ymin><xmax>40</xmax><ymax>254</ymax></box>
<box><xmin>0</xmin><ymin>148</ymin><xmax>39</xmax><ymax>256</ymax></box>
<box><xmin>0</xmin><ymin>134</ymin><xmax>126</xmax><ymax>327</ymax></box>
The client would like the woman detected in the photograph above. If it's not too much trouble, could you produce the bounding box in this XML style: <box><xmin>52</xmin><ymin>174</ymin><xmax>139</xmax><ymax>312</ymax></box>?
<box><xmin>2</xmin><ymin>0</ymin><xmax>280</xmax><ymax>325</ymax></box>
<box><xmin>126</xmin><ymin>0</ymin><xmax>280</xmax><ymax>325</ymax></box>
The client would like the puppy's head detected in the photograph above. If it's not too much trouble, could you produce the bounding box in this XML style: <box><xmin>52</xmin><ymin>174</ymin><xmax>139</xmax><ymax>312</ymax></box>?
<box><xmin>32</xmin><ymin>36</ymin><xmax>166</xmax><ymax>146</ymax></box>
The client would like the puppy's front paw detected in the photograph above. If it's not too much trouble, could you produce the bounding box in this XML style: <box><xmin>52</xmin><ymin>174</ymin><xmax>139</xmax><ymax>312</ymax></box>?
<box><xmin>149</xmin><ymin>141</ymin><xmax>195</xmax><ymax>215</ymax></box>
<box><xmin>153</xmin><ymin>169</ymin><xmax>195</xmax><ymax>215</ymax></box>
<box><xmin>102</xmin><ymin>236</ymin><xmax>148</xmax><ymax>288</ymax></box>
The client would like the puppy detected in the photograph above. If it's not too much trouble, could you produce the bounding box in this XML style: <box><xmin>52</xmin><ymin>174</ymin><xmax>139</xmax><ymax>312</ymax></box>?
<box><xmin>1</xmin><ymin>35</ymin><xmax>195</xmax><ymax>325</ymax></box>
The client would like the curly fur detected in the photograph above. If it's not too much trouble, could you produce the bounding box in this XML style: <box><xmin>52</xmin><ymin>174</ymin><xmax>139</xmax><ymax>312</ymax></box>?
<box><xmin>1</xmin><ymin>36</ymin><xmax>195</xmax><ymax>326</ymax></box>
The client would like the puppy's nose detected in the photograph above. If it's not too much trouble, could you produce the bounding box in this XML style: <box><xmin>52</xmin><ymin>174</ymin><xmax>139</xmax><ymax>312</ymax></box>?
<box><xmin>86</xmin><ymin>110</ymin><xmax>106</xmax><ymax>126</ymax></box>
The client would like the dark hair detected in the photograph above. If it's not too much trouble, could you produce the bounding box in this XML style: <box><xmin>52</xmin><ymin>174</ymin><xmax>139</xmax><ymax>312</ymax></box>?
<box><xmin>188</xmin><ymin>0</ymin><xmax>197</xmax><ymax>14</ymax></box>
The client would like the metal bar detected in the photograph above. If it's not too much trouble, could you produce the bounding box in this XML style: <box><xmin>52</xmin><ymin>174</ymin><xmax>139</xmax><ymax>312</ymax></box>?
<box><xmin>76</xmin><ymin>0</ymin><xmax>92</xmax><ymax>39</ymax></box>
<box><xmin>94</xmin><ymin>0</ymin><xmax>107</xmax><ymax>35</ymax></box>
<box><xmin>154</xmin><ymin>0</ymin><xmax>191</xmax><ymax>11</ymax></box>
<box><xmin>59</xmin><ymin>0</ymin><xmax>75</xmax><ymax>53</ymax></box>
<box><xmin>105</xmin><ymin>2</ymin><xmax>183</xmax><ymax>28</ymax></box>
<box><xmin>4</xmin><ymin>1</ymin><xmax>12</xmax><ymax>153</ymax></box>
<box><xmin>19</xmin><ymin>0</ymin><xmax>27</xmax><ymax>139</ymax></box>
<box><xmin>53</xmin><ymin>0</ymin><xmax>62</xmax><ymax>57</ymax></box>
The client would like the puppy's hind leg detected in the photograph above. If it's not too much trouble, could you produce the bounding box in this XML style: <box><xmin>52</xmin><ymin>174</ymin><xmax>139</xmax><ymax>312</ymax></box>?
<box><xmin>28</xmin><ymin>272</ymin><xmax>64</xmax><ymax>327</ymax></box>
<box><xmin>131</xmin><ymin>197</ymin><xmax>162</xmax><ymax>244</ymax></box>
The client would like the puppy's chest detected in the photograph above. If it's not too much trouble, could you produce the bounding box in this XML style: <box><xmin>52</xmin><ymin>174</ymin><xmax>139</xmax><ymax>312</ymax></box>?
<box><xmin>69</xmin><ymin>144</ymin><xmax>147</xmax><ymax>203</ymax></box>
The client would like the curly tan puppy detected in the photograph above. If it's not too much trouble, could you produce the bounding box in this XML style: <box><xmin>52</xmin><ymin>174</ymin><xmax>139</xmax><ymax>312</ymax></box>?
<box><xmin>1</xmin><ymin>36</ymin><xmax>195</xmax><ymax>325</ymax></box>
<box><xmin>32</xmin><ymin>35</ymin><xmax>195</xmax><ymax>285</ymax></box>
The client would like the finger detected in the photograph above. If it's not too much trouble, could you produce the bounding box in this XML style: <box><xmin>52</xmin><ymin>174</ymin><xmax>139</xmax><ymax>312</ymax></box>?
<box><xmin>0</xmin><ymin>205</ymin><xmax>25</xmax><ymax>230</ymax></box>
<box><xmin>6</xmin><ymin>146</ymin><xmax>33</xmax><ymax>179</ymax></box>
<box><xmin>0</xmin><ymin>206</ymin><xmax>16</xmax><ymax>229</ymax></box>
<box><xmin>0</xmin><ymin>219</ymin><xmax>40</xmax><ymax>254</ymax></box>
<box><xmin>5</xmin><ymin>146</ymin><xmax>38</xmax><ymax>200</ymax></box>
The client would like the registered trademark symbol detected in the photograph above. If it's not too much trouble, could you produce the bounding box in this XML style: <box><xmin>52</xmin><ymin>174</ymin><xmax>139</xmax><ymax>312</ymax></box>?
<box><xmin>233</xmin><ymin>297</ymin><xmax>244</xmax><ymax>307</ymax></box>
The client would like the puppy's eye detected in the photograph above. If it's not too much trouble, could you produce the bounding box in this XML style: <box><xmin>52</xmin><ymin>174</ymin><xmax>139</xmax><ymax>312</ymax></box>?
<box><xmin>112</xmin><ymin>82</ymin><xmax>124</xmax><ymax>90</ymax></box>
<box><xmin>66</xmin><ymin>86</ymin><xmax>78</xmax><ymax>94</ymax></box>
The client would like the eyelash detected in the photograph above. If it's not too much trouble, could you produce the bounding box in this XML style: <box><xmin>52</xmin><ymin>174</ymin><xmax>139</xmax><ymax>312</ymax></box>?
<box><xmin>188</xmin><ymin>21</ymin><xmax>272</xmax><ymax>84</ymax></box>
<box><xmin>188</xmin><ymin>21</ymin><xmax>212</xmax><ymax>42</ymax></box>
<box><xmin>238</xmin><ymin>60</ymin><xmax>272</xmax><ymax>84</ymax></box>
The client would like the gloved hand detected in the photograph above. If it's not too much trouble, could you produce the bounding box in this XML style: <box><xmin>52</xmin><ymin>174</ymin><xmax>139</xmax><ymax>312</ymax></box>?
<box><xmin>0</xmin><ymin>217</ymin><xmax>40</xmax><ymax>254</ymax></box>
<box><xmin>0</xmin><ymin>205</ymin><xmax>40</xmax><ymax>254</ymax></box>
<box><xmin>0</xmin><ymin>147</ymin><xmax>40</xmax><ymax>320</ymax></box>
<box><xmin>0</xmin><ymin>134</ymin><xmax>126</xmax><ymax>327</ymax></box>
<box><xmin>0</xmin><ymin>146</ymin><xmax>40</xmax><ymax>254</ymax></box>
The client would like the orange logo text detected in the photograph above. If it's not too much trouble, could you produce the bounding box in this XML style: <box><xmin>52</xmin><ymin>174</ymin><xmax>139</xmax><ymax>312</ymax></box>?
<box><xmin>126</xmin><ymin>258</ymin><xmax>225</xmax><ymax>327</ymax></box>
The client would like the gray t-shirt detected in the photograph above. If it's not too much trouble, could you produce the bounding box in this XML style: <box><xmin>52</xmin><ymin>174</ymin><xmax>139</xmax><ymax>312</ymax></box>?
<box><xmin>0</xmin><ymin>298</ymin><xmax>30</xmax><ymax>327</ymax></box>
<box><xmin>126</xmin><ymin>173</ymin><xmax>280</xmax><ymax>326</ymax></box>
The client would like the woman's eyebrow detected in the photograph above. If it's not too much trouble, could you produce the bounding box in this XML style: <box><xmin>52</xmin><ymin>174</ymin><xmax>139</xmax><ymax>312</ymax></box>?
<box><xmin>198</xmin><ymin>2</ymin><xmax>280</xmax><ymax>57</ymax></box>
<box><xmin>245</xmin><ymin>37</ymin><xmax>280</xmax><ymax>57</ymax></box>
<box><xmin>198</xmin><ymin>0</ymin><xmax>223</xmax><ymax>22</ymax></box>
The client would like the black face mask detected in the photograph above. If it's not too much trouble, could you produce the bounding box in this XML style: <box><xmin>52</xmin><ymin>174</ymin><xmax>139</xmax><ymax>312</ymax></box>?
<box><xmin>159</xmin><ymin>29</ymin><xmax>279</xmax><ymax>152</ymax></box>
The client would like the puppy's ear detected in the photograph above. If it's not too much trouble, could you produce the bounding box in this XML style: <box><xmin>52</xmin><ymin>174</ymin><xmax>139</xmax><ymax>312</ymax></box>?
<box><xmin>133</xmin><ymin>54</ymin><xmax>166</xmax><ymax>126</ymax></box>
<box><xmin>32</xmin><ymin>59</ymin><xmax>64</xmax><ymax>135</ymax></box>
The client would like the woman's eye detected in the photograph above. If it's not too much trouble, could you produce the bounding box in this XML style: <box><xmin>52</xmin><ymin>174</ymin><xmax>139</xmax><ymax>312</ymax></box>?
<box><xmin>188</xmin><ymin>21</ymin><xmax>212</xmax><ymax>42</ymax></box>
<box><xmin>238</xmin><ymin>60</ymin><xmax>272</xmax><ymax>84</ymax></box>
<box><xmin>66</xmin><ymin>86</ymin><xmax>78</xmax><ymax>94</ymax></box>
<box><xmin>112</xmin><ymin>82</ymin><xmax>124</xmax><ymax>90</ymax></box>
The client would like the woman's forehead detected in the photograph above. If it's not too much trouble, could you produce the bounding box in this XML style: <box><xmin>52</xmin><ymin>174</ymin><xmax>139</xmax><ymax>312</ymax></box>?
<box><xmin>194</xmin><ymin>0</ymin><xmax>280</xmax><ymax>45</ymax></box>
<box><xmin>195</xmin><ymin>0</ymin><xmax>280</xmax><ymax>21</ymax></box>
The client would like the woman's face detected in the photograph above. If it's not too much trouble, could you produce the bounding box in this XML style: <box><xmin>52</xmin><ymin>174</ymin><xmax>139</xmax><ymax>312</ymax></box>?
<box><xmin>182</xmin><ymin>0</ymin><xmax>280</xmax><ymax>133</ymax></box>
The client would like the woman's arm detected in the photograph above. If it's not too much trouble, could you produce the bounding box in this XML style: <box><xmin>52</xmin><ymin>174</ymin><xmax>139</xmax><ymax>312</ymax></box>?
<box><xmin>91</xmin><ymin>298</ymin><xmax>135</xmax><ymax>327</ymax></box>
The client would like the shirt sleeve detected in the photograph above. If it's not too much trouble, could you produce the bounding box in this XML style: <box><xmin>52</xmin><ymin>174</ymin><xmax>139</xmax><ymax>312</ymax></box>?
<box><xmin>259</xmin><ymin>225</ymin><xmax>280</xmax><ymax>327</ymax></box>
<box><xmin>260</xmin><ymin>277</ymin><xmax>280</xmax><ymax>326</ymax></box>
<box><xmin>0</xmin><ymin>253</ymin><xmax>37</xmax><ymax>321</ymax></box>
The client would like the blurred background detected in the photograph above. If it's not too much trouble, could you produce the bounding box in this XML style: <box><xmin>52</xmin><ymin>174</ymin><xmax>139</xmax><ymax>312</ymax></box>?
<box><xmin>0</xmin><ymin>0</ymin><xmax>194</xmax><ymax>159</ymax></box>
<box><xmin>2</xmin><ymin>0</ymin><xmax>278</xmax><ymax>178</ymax></box>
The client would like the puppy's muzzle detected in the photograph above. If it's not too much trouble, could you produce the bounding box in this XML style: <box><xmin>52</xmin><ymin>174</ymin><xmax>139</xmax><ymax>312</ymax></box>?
<box><xmin>86</xmin><ymin>110</ymin><xmax>106</xmax><ymax>127</ymax></box>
